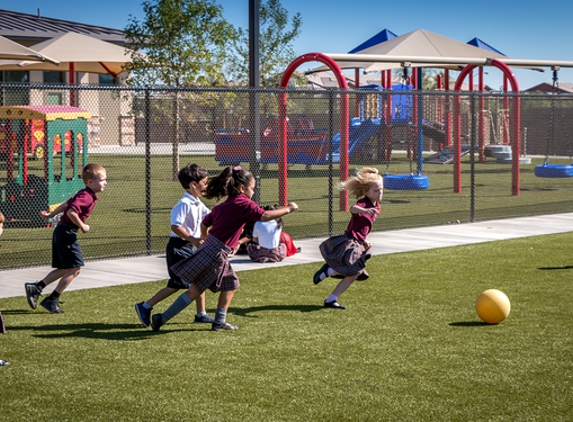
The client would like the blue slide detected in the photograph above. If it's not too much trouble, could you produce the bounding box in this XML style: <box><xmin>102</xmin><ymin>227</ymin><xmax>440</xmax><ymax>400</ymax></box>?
<box><xmin>330</xmin><ymin>118</ymin><xmax>381</xmax><ymax>163</ymax></box>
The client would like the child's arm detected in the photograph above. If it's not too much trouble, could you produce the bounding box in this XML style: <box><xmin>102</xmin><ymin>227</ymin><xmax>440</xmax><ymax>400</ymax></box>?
<box><xmin>350</xmin><ymin>205</ymin><xmax>377</xmax><ymax>216</ymax></box>
<box><xmin>171</xmin><ymin>225</ymin><xmax>201</xmax><ymax>248</ymax></box>
<box><xmin>66</xmin><ymin>209</ymin><xmax>90</xmax><ymax>233</ymax></box>
<box><xmin>40</xmin><ymin>202</ymin><xmax>67</xmax><ymax>220</ymax></box>
<box><xmin>260</xmin><ymin>202</ymin><xmax>298</xmax><ymax>221</ymax></box>
<box><xmin>200</xmin><ymin>223</ymin><xmax>209</xmax><ymax>242</ymax></box>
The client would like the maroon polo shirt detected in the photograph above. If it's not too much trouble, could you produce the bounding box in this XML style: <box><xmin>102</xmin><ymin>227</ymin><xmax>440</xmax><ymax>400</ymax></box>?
<box><xmin>60</xmin><ymin>187</ymin><xmax>98</xmax><ymax>225</ymax></box>
<box><xmin>344</xmin><ymin>196</ymin><xmax>381</xmax><ymax>243</ymax></box>
<box><xmin>202</xmin><ymin>194</ymin><xmax>265</xmax><ymax>248</ymax></box>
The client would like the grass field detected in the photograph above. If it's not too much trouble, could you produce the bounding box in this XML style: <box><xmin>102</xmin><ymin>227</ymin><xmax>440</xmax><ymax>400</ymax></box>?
<box><xmin>1</xmin><ymin>232</ymin><xmax>572</xmax><ymax>421</ymax></box>
<box><xmin>2</xmin><ymin>152</ymin><xmax>573</xmax><ymax>269</ymax></box>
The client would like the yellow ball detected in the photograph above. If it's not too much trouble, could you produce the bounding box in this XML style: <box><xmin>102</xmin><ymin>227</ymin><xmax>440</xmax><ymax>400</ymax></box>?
<box><xmin>475</xmin><ymin>289</ymin><xmax>511</xmax><ymax>324</ymax></box>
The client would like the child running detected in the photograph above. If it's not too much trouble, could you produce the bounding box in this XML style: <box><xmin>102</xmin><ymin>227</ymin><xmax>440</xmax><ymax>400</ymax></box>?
<box><xmin>135</xmin><ymin>164</ymin><xmax>213</xmax><ymax>327</ymax></box>
<box><xmin>150</xmin><ymin>166</ymin><xmax>298</xmax><ymax>332</ymax></box>
<box><xmin>313</xmin><ymin>167</ymin><xmax>383</xmax><ymax>310</ymax></box>
<box><xmin>24</xmin><ymin>163</ymin><xmax>107</xmax><ymax>314</ymax></box>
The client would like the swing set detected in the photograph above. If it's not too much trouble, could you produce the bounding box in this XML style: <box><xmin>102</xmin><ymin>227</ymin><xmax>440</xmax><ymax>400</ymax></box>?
<box><xmin>534</xmin><ymin>67</ymin><xmax>573</xmax><ymax>178</ymax></box>
<box><xmin>383</xmin><ymin>66</ymin><xmax>430</xmax><ymax>190</ymax></box>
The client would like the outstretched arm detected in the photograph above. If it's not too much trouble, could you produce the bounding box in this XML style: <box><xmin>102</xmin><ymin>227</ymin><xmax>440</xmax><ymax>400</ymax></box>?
<box><xmin>260</xmin><ymin>202</ymin><xmax>298</xmax><ymax>222</ymax></box>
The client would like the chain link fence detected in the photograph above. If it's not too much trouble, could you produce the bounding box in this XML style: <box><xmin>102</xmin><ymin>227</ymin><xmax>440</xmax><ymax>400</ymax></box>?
<box><xmin>1</xmin><ymin>83</ymin><xmax>572</xmax><ymax>269</ymax></box>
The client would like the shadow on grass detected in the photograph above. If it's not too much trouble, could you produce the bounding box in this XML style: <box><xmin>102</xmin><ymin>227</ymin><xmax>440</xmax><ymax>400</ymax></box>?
<box><xmin>231</xmin><ymin>304</ymin><xmax>323</xmax><ymax>318</ymax></box>
<box><xmin>7</xmin><ymin>322</ymin><xmax>203</xmax><ymax>341</ymax></box>
<box><xmin>538</xmin><ymin>265</ymin><xmax>573</xmax><ymax>270</ymax></box>
<box><xmin>449</xmin><ymin>321</ymin><xmax>491</xmax><ymax>327</ymax></box>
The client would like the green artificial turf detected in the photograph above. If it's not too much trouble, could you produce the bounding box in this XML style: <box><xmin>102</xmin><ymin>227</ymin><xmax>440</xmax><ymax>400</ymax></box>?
<box><xmin>1</xmin><ymin>233</ymin><xmax>572</xmax><ymax>421</ymax></box>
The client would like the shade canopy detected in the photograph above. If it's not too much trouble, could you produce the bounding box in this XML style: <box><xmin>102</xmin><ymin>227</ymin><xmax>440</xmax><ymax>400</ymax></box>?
<box><xmin>309</xmin><ymin>28</ymin><xmax>511</xmax><ymax>74</ymax></box>
<box><xmin>0</xmin><ymin>32</ymin><xmax>137</xmax><ymax>77</ymax></box>
<box><xmin>0</xmin><ymin>34</ymin><xmax>59</xmax><ymax>63</ymax></box>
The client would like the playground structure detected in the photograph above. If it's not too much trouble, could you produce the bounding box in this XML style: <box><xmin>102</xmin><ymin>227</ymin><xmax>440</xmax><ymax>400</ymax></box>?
<box><xmin>214</xmin><ymin>114</ymin><xmax>330</xmax><ymax>167</ymax></box>
<box><xmin>0</xmin><ymin>105</ymin><xmax>90</xmax><ymax>226</ymax></box>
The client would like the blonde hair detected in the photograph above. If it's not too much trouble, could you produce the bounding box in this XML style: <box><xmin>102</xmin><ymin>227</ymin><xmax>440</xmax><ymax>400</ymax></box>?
<box><xmin>82</xmin><ymin>163</ymin><xmax>106</xmax><ymax>184</ymax></box>
<box><xmin>340</xmin><ymin>167</ymin><xmax>383</xmax><ymax>198</ymax></box>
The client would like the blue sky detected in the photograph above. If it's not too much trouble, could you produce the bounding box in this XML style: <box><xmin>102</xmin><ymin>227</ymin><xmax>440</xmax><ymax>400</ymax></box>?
<box><xmin>7</xmin><ymin>0</ymin><xmax>573</xmax><ymax>89</ymax></box>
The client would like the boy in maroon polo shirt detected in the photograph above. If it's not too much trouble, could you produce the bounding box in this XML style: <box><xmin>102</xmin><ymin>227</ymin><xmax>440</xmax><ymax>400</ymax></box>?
<box><xmin>25</xmin><ymin>163</ymin><xmax>107</xmax><ymax>314</ymax></box>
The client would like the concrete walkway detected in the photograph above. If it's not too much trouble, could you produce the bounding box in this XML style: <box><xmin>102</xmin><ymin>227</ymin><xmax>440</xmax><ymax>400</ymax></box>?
<box><xmin>1</xmin><ymin>213</ymin><xmax>572</xmax><ymax>299</ymax></box>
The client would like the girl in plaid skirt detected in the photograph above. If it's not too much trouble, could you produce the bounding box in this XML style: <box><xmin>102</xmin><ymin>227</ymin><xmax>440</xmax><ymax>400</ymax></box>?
<box><xmin>151</xmin><ymin>166</ymin><xmax>298</xmax><ymax>332</ymax></box>
<box><xmin>313</xmin><ymin>168</ymin><xmax>383</xmax><ymax>310</ymax></box>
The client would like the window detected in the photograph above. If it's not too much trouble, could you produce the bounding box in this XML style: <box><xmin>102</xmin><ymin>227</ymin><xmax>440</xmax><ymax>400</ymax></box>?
<box><xmin>43</xmin><ymin>71</ymin><xmax>65</xmax><ymax>84</ymax></box>
<box><xmin>0</xmin><ymin>71</ymin><xmax>29</xmax><ymax>105</ymax></box>
<box><xmin>99</xmin><ymin>74</ymin><xmax>116</xmax><ymax>85</ymax></box>
<box><xmin>47</xmin><ymin>93</ymin><xmax>63</xmax><ymax>105</ymax></box>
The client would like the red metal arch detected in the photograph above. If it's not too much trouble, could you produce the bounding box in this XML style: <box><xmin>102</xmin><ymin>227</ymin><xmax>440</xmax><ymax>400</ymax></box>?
<box><xmin>279</xmin><ymin>53</ymin><xmax>349</xmax><ymax>210</ymax></box>
<box><xmin>453</xmin><ymin>58</ymin><xmax>521</xmax><ymax>195</ymax></box>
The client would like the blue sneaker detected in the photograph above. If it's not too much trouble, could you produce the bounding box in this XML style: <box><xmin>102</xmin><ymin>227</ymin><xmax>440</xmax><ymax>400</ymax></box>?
<box><xmin>194</xmin><ymin>313</ymin><xmax>214</xmax><ymax>324</ymax></box>
<box><xmin>135</xmin><ymin>302</ymin><xmax>152</xmax><ymax>327</ymax></box>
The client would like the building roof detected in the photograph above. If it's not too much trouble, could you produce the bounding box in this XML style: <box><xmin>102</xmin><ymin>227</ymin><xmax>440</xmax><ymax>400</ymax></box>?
<box><xmin>0</xmin><ymin>8</ymin><xmax>126</xmax><ymax>47</ymax></box>
<box><xmin>524</xmin><ymin>82</ymin><xmax>573</xmax><ymax>94</ymax></box>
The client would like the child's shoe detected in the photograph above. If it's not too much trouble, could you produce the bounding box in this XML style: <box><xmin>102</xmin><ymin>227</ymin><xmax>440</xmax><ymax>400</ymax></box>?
<box><xmin>194</xmin><ymin>313</ymin><xmax>214</xmax><ymax>324</ymax></box>
<box><xmin>40</xmin><ymin>296</ymin><xmax>64</xmax><ymax>314</ymax></box>
<box><xmin>25</xmin><ymin>282</ymin><xmax>42</xmax><ymax>310</ymax></box>
<box><xmin>135</xmin><ymin>302</ymin><xmax>152</xmax><ymax>327</ymax></box>
<box><xmin>151</xmin><ymin>314</ymin><xmax>163</xmax><ymax>332</ymax></box>
<box><xmin>313</xmin><ymin>263</ymin><xmax>329</xmax><ymax>285</ymax></box>
<box><xmin>324</xmin><ymin>300</ymin><xmax>347</xmax><ymax>310</ymax></box>
<box><xmin>211</xmin><ymin>322</ymin><xmax>238</xmax><ymax>331</ymax></box>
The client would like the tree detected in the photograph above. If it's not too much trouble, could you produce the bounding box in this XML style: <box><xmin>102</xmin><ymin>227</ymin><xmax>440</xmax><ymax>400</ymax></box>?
<box><xmin>124</xmin><ymin>0</ymin><xmax>235</xmax><ymax>179</ymax></box>
<box><xmin>227</xmin><ymin>0</ymin><xmax>303</xmax><ymax>88</ymax></box>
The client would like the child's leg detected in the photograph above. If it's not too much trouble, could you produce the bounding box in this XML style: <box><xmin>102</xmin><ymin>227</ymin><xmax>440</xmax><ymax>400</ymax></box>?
<box><xmin>40</xmin><ymin>268</ymin><xmax>80</xmax><ymax>314</ymax></box>
<box><xmin>192</xmin><ymin>292</ymin><xmax>214</xmax><ymax>323</ymax></box>
<box><xmin>151</xmin><ymin>284</ymin><xmax>202</xmax><ymax>331</ymax></box>
<box><xmin>52</xmin><ymin>268</ymin><xmax>81</xmax><ymax>294</ymax></box>
<box><xmin>212</xmin><ymin>290</ymin><xmax>238</xmax><ymax>331</ymax></box>
<box><xmin>146</xmin><ymin>287</ymin><xmax>178</xmax><ymax>308</ymax></box>
<box><xmin>324</xmin><ymin>274</ymin><xmax>359</xmax><ymax>309</ymax></box>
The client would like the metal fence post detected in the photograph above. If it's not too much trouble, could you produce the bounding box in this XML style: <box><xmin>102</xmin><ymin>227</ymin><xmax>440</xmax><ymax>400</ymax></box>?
<box><xmin>145</xmin><ymin>86</ymin><xmax>152</xmax><ymax>254</ymax></box>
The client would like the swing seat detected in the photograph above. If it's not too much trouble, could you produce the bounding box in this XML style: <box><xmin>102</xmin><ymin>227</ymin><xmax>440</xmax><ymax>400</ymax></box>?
<box><xmin>534</xmin><ymin>163</ymin><xmax>573</xmax><ymax>178</ymax></box>
<box><xmin>383</xmin><ymin>173</ymin><xmax>429</xmax><ymax>190</ymax></box>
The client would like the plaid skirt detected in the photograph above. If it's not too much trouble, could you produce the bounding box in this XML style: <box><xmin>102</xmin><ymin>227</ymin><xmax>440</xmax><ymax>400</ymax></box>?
<box><xmin>247</xmin><ymin>243</ymin><xmax>287</xmax><ymax>263</ymax></box>
<box><xmin>319</xmin><ymin>234</ymin><xmax>371</xmax><ymax>277</ymax></box>
<box><xmin>170</xmin><ymin>234</ymin><xmax>239</xmax><ymax>293</ymax></box>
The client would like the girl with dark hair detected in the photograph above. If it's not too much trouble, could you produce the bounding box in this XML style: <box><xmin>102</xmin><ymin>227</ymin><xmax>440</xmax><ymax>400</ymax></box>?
<box><xmin>150</xmin><ymin>166</ymin><xmax>298</xmax><ymax>332</ymax></box>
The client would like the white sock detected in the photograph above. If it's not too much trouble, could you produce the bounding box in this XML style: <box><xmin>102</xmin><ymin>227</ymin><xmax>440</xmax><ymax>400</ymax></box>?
<box><xmin>326</xmin><ymin>294</ymin><xmax>338</xmax><ymax>303</ymax></box>
<box><xmin>196</xmin><ymin>311</ymin><xmax>207</xmax><ymax>317</ymax></box>
<box><xmin>327</xmin><ymin>267</ymin><xmax>338</xmax><ymax>277</ymax></box>
<box><xmin>142</xmin><ymin>302</ymin><xmax>152</xmax><ymax>310</ymax></box>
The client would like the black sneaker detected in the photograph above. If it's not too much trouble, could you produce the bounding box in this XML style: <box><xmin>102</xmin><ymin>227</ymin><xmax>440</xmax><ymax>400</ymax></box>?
<box><xmin>25</xmin><ymin>282</ymin><xmax>42</xmax><ymax>310</ymax></box>
<box><xmin>324</xmin><ymin>300</ymin><xmax>347</xmax><ymax>310</ymax></box>
<box><xmin>313</xmin><ymin>263</ymin><xmax>329</xmax><ymax>285</ymax></box>
<box><xmin>211</xmin><ymin>322</ymin><xmax>238</xmax><ymax>331</ymax></box>
<box><xmin>0</xmin><ymin>360</ymin><xmax>10</xmax><ymax>366</ymax></box>
<box><xmin>135</xmin><ymin>302</ymin><xmax>152</xmax><ymax>327</ymax></box>
<box><xmin>194</xmin><ymin>314</ymin><xmax>214</xmax><ymax>324</ymax></box>
<box><xmin>357</xmin><ymin>270</ymin><xmax>369</xmax><ymax>281</ymax></box>
<box><xmin>40</xmin><ymin>296</ymin><xmax>64</xmax><ymax>314</ymax></box>
<box><xmin>151</xmin><ymin>314</ymin><xmax>163</xmax><ymax>332</ymax></box>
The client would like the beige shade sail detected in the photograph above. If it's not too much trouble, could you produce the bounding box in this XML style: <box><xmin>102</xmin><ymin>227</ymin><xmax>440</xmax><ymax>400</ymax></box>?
<box><xmin>308</xmin><ymin>28</ymin><xmax>529</xmax><ymax>74</ymax></box>
<box><xmin>0</xmin><ymin>34</ymin><xmax>59</xmax><ymax>63</ymax></box>
<box><xmin>0</xmin><ymin>32</ymin><xmax>139</xmax><ymax>77</ymax></box>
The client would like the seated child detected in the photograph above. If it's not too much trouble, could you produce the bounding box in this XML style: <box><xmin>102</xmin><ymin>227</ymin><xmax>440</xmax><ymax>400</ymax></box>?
<box><xmin>246</xmin><ymin>205</ymin><xmax>287</xmax><ymax>263</ymax></box>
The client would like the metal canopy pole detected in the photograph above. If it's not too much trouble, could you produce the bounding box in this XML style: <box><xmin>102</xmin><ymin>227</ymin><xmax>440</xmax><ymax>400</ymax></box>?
<box><xmin>249</xmin><ymin>0</ymin><xmax>261</xmax><ymax>204</ymax></box>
